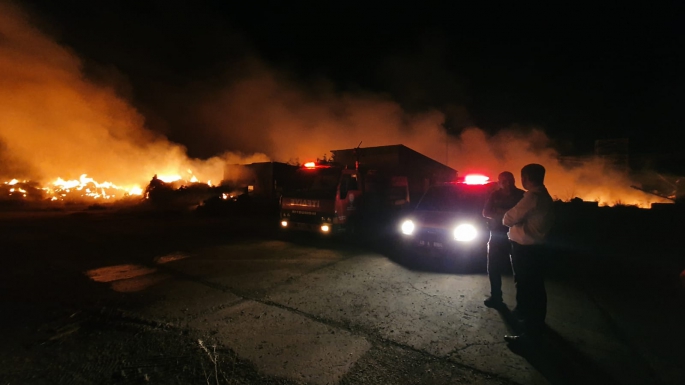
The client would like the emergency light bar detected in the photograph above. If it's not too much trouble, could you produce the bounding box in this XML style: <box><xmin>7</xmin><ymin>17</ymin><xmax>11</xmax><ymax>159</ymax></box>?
<box><xmin>463</xmin><ymin>174</ymin><xmax>490</xmax><ymax>185</ymax></box>
<box><xmin>302</xmin><ymin>161</ymin><xmax>333</xmax><ymax>169</ymax></box>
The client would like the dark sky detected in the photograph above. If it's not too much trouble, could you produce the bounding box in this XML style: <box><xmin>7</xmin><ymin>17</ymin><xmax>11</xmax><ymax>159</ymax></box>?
<box><xmin>22</xmin><ymin>0</ymin><xmax>685</xmax><ymax>156</ymax></box>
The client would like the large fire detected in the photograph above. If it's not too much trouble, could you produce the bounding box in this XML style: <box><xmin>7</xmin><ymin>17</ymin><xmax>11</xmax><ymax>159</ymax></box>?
<box><xmin>0</xmin><ymin>3</ymin><xmax>675</xmax><ymax>210</ymax></box>
<box><xmin>1</xmin><ymin>172</ymin><xmax>213</xmax><ymax>203</ymax></box>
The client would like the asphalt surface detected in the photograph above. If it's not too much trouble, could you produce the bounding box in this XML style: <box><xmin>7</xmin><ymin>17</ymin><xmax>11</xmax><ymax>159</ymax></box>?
<box><xmin>1</xmin><ymin>204</ymin><xmax>684</xmax><ymax>384</ymax></box>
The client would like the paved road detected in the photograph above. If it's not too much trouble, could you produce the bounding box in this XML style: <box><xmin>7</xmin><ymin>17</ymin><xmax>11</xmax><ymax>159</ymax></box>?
<box><xmin>1</xmin><ymin>208</ymin><xmax>683</xmax><ymax>384</ymax></box>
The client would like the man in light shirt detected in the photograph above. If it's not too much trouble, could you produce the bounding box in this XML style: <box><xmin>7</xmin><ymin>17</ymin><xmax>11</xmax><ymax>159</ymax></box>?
<box><xmin>502</xmin><ymin>164</ymin><xmax>554</xmax><ymax>343</ymax></box>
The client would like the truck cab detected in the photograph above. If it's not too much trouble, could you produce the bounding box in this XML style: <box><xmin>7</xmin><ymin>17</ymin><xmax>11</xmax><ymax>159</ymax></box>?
<box><xmin>280</xmin><ymin>162</ymin><xmax>409</xmax><ymax>235</ymax></box>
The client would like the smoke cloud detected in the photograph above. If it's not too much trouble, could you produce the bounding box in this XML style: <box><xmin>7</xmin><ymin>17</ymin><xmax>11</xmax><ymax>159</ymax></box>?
<box><xmin>195</xmin><ymin>63</ymin><xmax>665</xmax><ymax>207</ymax></box>
<box><xmin>0</xmin><ymin>2</ymin><xmax>266</xmax><ymax>189</ymax></box>
<box><xmin>444</xmin><ymin>128</ymin><xmax>667</xmax><ymax>207</ymax></box>
<box><xmin>0</xmin><ymin>1</ymin><xmax>665</xmax><ymax>207</ymax></box>
<box><xmin>195</xmin><ymin>61</ymin><xmax>447</xmax><ymax>162</ymax></box>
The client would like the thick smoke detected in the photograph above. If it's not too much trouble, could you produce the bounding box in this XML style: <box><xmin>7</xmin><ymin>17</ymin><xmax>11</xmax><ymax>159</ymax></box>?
<box><xmin>0</xmin><ymin>2</ymin><xmax>665</xmax><ymax>207</ymax></box>
<box><xmin>196</xmin><ymin>63</ymin><xmax>665</xmax><ymax>207</ymax></box>
<box><xmin>0</xmin><ymin>2</ymin><xmax>266</xmax><ymax>189</ymax></box>
<box><xmin>444</xmin><ymin>128</ymin><xmax>668</xmax><ymax>207</ymax></box>
<box><xmin>194</xmin><ymin>61</ymin><xmax>447</xmax><ymax>162</ymax></box>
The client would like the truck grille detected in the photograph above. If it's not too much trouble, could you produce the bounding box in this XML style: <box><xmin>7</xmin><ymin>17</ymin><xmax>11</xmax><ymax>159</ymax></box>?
<box><xmin>290</xmin><ymin>213</ymin><xmax>322</xmax><ymax>224</ymax></box>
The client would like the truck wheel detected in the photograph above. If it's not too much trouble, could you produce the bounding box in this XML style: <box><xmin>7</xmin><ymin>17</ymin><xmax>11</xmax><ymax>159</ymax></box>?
<box><xmin>343</xmin><ymin>223</ymin><xmax>357</xmax><ymax>243</ymax></box>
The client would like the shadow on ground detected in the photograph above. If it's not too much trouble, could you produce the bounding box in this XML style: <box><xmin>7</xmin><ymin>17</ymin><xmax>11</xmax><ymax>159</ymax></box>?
<box><xmin>496</xmin><ymin>306</ymin><xmax>623</xmax><ymax>385</ymax></box>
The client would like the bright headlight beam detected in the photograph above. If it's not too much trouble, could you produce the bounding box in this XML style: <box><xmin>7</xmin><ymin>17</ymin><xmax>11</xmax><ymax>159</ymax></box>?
<box><xmin>401</xmin><ymin>220</ymin><xmax>415</xmax><ymax>235</ymax></box>
<box><xmin>321</xmin><ymin>225</ymin><xmax>330</xmax><ymax>232</ymax></box>
<box><xmin>281</xmin><ymin>221</ymin><xmax>288</xmax><ymax>227</ymax></box>
<box><xmin>454</xmin><ymin>224</ymin><xmax>477</xmax><ymax>242</ymax></box>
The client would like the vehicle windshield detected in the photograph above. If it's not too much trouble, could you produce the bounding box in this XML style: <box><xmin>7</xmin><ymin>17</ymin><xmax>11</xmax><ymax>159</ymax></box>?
<box><xmin>283</xmin><ymin>167</ymin><xmax>341</xmax><ymax>199</ymax></box>
<box><xmin>416</xmin><ymin>184</ymin><xmax>494</xmax><ymax>212</ymax></box>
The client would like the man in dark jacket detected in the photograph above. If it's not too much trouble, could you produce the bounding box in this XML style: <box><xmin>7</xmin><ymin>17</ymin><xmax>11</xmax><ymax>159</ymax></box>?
<box><xmin>482</xmin><ymin>172</ymin><xmax>525</xmax><ymax>308</ymax></box>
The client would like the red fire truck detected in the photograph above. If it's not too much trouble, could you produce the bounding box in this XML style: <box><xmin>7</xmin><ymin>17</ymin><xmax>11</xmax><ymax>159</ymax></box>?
<box><xmin>279</xmin><ymin>145</ymin><xmax>456</xmax><ymax>235</ymax></box>
<box><xmin>279</xmin><ymin>161</ymin><xmax>409</xmax><ymax>234</ymax></box>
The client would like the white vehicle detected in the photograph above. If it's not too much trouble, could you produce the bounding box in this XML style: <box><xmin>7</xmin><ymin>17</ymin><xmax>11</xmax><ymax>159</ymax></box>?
<box><xmin>399</xmin><ymin>175</ymin><xmax>497</xmax><ymax>258</ymax></box>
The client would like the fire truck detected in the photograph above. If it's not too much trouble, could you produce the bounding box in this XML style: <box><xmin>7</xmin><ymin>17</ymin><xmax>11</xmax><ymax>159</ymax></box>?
<box><xmin>279</xmin><ymin>145</ymin><xmax>456</xmax><ymax>235</ymax></box>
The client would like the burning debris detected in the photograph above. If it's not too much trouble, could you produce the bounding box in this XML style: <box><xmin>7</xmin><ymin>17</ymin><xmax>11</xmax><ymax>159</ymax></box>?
<box><xmin>142</xmin><ymin>174</ymin><xmax>220</xmax><ymax>207</ymax></box>
<box><xmin>1</xmin><ymin>175</ymin><xmax>141</xmax><ymax>203</ymax></box>
<box><xmin>0</xmin><ymin>172</ymin><xmax>218</xmax><ymax>207</ymax></box>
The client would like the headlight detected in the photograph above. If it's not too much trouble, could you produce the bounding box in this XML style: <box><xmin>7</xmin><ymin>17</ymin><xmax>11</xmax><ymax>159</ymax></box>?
<box><xmin>453</xmin><ymin>224</ymin><xmax>477</xmax><ymax>242</ymax></box>
<box><xmin>401</xmin><ymin>220</ymin><xmax>415</xmax><ymax>235</ymax></box>
<box><xmin>281</xmin><ymin>221</ymin><xmax>288</xmax><ymax>227</ymax></box>
<box><xmin>321</xmin><ymin>225</ymin><xmax>330</xmax><ymax>232</ymax></box>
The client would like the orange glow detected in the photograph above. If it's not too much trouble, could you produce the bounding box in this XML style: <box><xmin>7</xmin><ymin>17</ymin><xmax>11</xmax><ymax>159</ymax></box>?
<box><xmin>154</xmin><ymin>253</ymin><xmax>189</xmax><ymax>264</ymax></box>
<box><xmin>85</xmin><ymin>264</ymin><xmax>157</xmax><ymax>283</ymax></box>
<box><xmin>109</xmin><ymin>273</ymin><xmax>170</xmax><ymax>293</ymax></box>
<box><xmin>157</xmin><ymin>175</ymin><xmax>182</xmax><ymax>183</ymax></box>
<box><xmin>129</xmin><ymin>186</ymin><xmax>143</xmax><ymax>195</ymax></box>
<box><xmin>1</xmin><ymin>171</ymin><xmax>215</xmax><ymax>202</ymax></box>
<box><xmin>0</xmin><ymin>3</ymin><xmax>669</xmax><ymax>209</ymax></box>
<box><xmin>47</xmin><ymin>174</ymin><xmax>142</xmax><ymax>200</ymax></box>
<box><xmin>0</xmin><ymin>3</ymin><xmax>269</xmax><ymax>205</ymax></box>
<box><xmin>84</xmin><ymin>264</ymin><xmax>169</xmax><ymax>293</ymax></box>
<box><xmin>463</xmin><ymin>174</ymin><xmax>490</xmax><ymax>185</ymax></box>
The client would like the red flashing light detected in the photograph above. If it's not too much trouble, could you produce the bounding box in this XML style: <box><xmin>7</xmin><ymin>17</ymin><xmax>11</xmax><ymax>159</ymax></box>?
<box><xmin>302</xmin><ymin>161</ymin><xmax>334</xmax><ymax>170</ymax></box>
<box><xmin>463</xmin><ymin>174</ymin><xmax>490</xmax><ymax>185</ymax></box>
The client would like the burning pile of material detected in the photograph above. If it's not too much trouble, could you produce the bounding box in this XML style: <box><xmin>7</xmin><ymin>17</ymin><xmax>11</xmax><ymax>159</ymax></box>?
<box><xmin>1</xmin><ymin>175</ymin><xmax>143</xmax><ymax>202</ymax></box>
<box><xmin>0</xmin><ymin>173</ymin><xmax>218</xmax><ymax>204</ymax></box>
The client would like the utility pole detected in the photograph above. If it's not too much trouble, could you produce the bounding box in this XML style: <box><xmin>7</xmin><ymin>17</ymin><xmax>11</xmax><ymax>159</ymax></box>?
<box><xmin>445</xmin><ymin>127</ymin><xmax>449</xmax><ymax>166</ymax></box>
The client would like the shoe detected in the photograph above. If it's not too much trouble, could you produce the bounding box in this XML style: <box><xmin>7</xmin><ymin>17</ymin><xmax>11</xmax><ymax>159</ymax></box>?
<box><xmin>504</xmin><ymin>330</ymin><xmax>543</xmax><ymax>345</ymax></box>
<box><xmin>504</xmin><ymin>334</ymin><xmax>526</xmax><ymax>344</ymax></box>
<box><xmin>483</xmin><ymin>296</ymin><xmax>504</xmax><ymax>308</ymax></box>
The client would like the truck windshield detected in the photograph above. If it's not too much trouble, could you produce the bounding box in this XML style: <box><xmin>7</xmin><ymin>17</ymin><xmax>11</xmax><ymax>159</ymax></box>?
<box><xmin>283</xmin><ymin>167</ymin><xmax>342</xmax><ymax>199</ymax></box>
<box><xmin>416</xmin><ymin>184</ymin><xmax>493</xmax><ymax>212</ymax></box>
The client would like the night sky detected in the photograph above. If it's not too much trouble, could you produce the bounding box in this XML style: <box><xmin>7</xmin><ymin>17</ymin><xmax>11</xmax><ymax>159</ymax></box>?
<box><xmin>21</xmin><ymin>0</ymin><xmax>684</xmax><ymax>157</ymax></box>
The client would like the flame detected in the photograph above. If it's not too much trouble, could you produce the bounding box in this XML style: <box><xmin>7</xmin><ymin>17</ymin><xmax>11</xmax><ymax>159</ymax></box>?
<box><xmin>47</xmin><ymin>174</ymin><xmax>143</xmax><ymax>199</ymax></box>
<box><xmin>1</xmin><ymin>171</ymin><xmax>216</xmax><ymax>203</ymax></box>
<box><xmin>129</xmin><ymin>186</ymin><xmax>143</xmax><ymax>195</ymax></box>
<box><xmin>157</xmin><ymin>175</ymin><xmax>182</xmax><ymax>183</ymax></box>
<box><xmin>0</xmin><ymin>2</ymin><xmax>665</xmax><ymax>210</ymax></box>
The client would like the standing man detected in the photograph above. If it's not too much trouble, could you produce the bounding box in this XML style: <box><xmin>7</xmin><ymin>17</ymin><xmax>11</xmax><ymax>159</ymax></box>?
<box><xmin>482</xmin><ymin>172</ymin><xmax>524</xmax><ymax>308</ymax></box>
<box><xmin>502</xmin><ymin>164</ymin><xmax>554</xmax><ymax>343</ymax></box>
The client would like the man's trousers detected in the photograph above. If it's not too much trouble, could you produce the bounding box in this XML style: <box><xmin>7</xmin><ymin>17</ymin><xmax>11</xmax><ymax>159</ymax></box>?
<box><xmin>510</xmin><ymin>241</ymin><xmax>547</xmax><ymax>332</ymax></box>
<box><xmin>487</xmin><ymin>232</ymin><xmax>512</xmax><ymax>300</ymax></box>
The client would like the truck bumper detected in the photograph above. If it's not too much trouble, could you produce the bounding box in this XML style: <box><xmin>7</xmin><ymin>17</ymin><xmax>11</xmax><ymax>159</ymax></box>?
<box><xmin>280</xmin><ymin>220</ymin><xmax>339</xmax><ymax>234</ymax></box>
